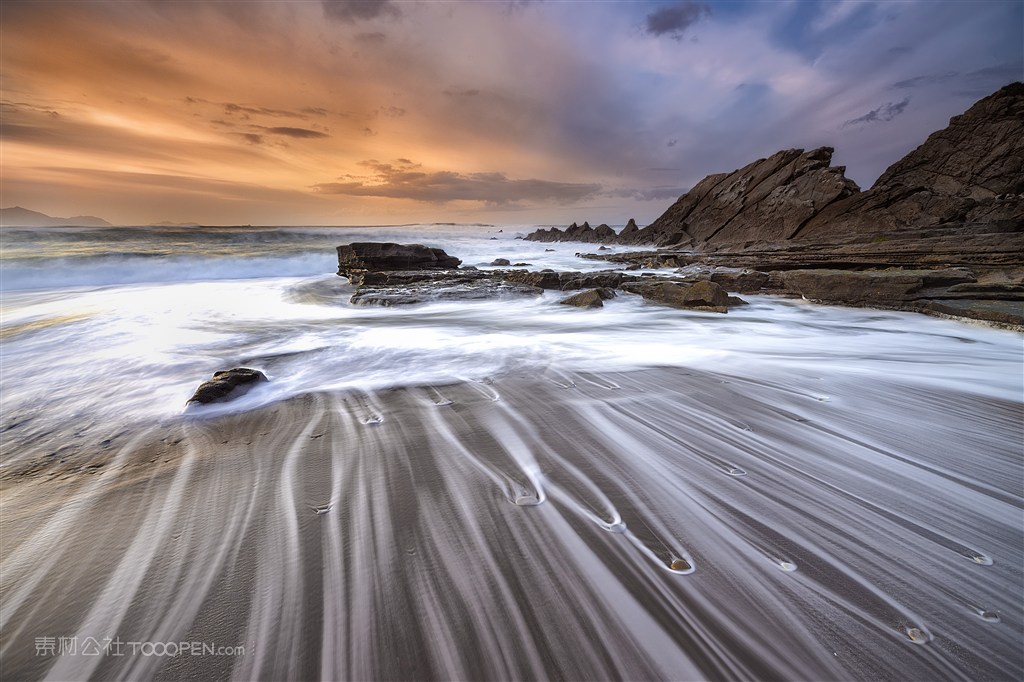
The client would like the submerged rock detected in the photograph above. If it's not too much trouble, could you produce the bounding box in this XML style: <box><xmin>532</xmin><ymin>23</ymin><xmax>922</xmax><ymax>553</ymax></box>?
<box><xmin>559</xmin><ymin>288</ymin><xmax>615</xmax><ymax>309</ymax></box>
<box><xmin>501</xmin><ymin>269</ymin><xmax>635</xmax><ymax>291</ymax></box>
<box><xmin>187</xmin><ymin>368</ymin><xmax>267</xmax><ymax>405</ymax></box>
<box><xmin>350</xmin><ymin>280</ymin><xmax>542</xmax><ymax>306</ymax></box>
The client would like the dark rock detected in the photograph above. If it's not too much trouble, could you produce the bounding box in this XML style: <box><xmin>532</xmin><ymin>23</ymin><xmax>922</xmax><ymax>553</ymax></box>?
<box><xmin>526</xmin><ymin>220</ymin><xmax>621</xmax><ymax>244</ymax></box>
<box><xmin>647</xmin><ymin>146</ymin><xmax>860</xmax><ymax>248</ymax></box>
<box><xmin>187</xmin><ymin>368</ymin><xmax>267</xmax><ymax>405</ymax></box>
<box><xmin>560</xmin><ymin>289</ymin><xmax>605</xmax><ymax>309</ymax></box>
<box><xmin>780</xmin><ymin>269</ymin><xmax>925</xmax><ymax>305</ymax></box>
<box><xmin>916</xmin><ymin>267</ymin><xmax>977</xmax><ymax>287</ymax></box>
<box><xmin>920</xmin><ymin>299</ymin><xmax>1024</xmax><ymax>327</ymax></box>
<box><xmin>500</xmin><ymin>269</ymin><xmax>637</xmax><ymax>292</ymax></box>
<box><xmin>635</xmin><ymin>85</ymin><xmax>1022</xmax><ymax>250</ymax></box>
<box><xmin>545</xmin><ymin>248</ymin><xmax>555</xmax><ymax>252</ymax></box>
<box><xmin>501</xmin><ymin>270</ymin><xmax>563</xmax><ymax>289</ymax></box>
<box><xmin>512</xmin><ymin>262</ymin><xmax>531</xmax><ymax>267</ymax></box>
<box><xmin>709</xmin><ymin>269</ymin><xmax>771</xmax><ymax>294</ymax></box>
<box><xmin>641</xmin><ymin>255</ymin><xmax>679</xmax><ymax>269</ymax></box>
<box><xmin>337</xmin><ymin>242</ymin><xmax>461</xmax><ymax>277</ymax></box>
<box><xmin>943</xmin><ymin>282</ymin><xmax>1024</xmax><ymax>299</ymax></box>
<box><xmin>525</xmin><ymin>217</ymin><xmax>685</xmax><ymax>247</ymax></box>
<box><xmin>558</xmin><ymin>272</ymin><xmax>631</xmax><ymax>291</ymax></box>
<box><xmin>619</xmin><ymin>218</ymin><xmax>640</xmax><ymax>239</ymax></box>
<box><xmin>797</xmin><ymin>83</ymin><xmax>1024</xmax><ymax>241</ymax></box>
<box><xmin>490</xmin><ymin>258</ymin><xmax>511</xmax><ymax>266</ymax></box>
<box><xmin>346</xmin><ymin>269</ymin><xmax>482</xmax><ymax>287</ymax></box>
<box><xmin>622</xmin><ymin>280</ymin><xmax>731</xmax><ymax>313</ymax></box>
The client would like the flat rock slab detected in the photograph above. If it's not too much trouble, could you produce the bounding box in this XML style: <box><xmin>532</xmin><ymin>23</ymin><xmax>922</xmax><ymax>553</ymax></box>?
<box><xmin>337</xmin><ymin>243</ymin><xmax>461</xmax><ymax>276</ymax></box>
<box><xmin>781</xmin><ymin>269</ymin><xmax>925</xmax><ymax>304</ymax></box>
<box><xmin>501</xmin><ymin>269</ymin><xmax>638</xmax><ymax>291</ymax></box>
<box><xmin>347</xmin><ymin>269</ymin><xmax>488</xmax><ymax>287</ymax></box>
<box><xmin>621</xmin><ymin>280</ymin><xmax>731</xmax><ymax>313</ymax></box>
<box><xmin>922</xmin><ymin>299</ymin><xmax>1024</xmax><ymax>327</ymax></box>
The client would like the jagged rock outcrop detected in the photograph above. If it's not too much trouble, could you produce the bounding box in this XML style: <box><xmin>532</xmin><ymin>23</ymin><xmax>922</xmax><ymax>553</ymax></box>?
<box><xmin>795</xmin><ymin>82</ymin><xmax>1024</xmax><ymax>241</ymax></box>
<box><xmin>537</xmin><ymin>84</ymin><xmax>1024</xmax><ymax>327</ymax></box>
<box><xmin>646</xmin><ymin>146</ymin><xmax>861</xmax><ymax>248</ymax></box>
<box><xmin>526</xmin><ymin>83</ymin><xmax>1023</xmax><ymax>252</ymax></box>
<box><xmin>526</xmin><ymin>218</ymin><xmax>683</xmax><ymax>246</ymax></box>
<box><xmin>527</xmin><ymin>222</ymin><xmax>618</xmax><ymax>244</ymax></box>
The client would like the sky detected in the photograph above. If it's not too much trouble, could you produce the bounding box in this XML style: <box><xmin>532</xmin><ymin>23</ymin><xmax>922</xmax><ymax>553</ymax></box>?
<box><xmin>1</xmin><ymin>0</ymin><xmax>1021</xmax><ymax>226</ymax></box>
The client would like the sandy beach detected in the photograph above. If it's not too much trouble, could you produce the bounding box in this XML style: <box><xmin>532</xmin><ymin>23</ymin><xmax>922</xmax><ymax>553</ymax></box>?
<box><xmin>3</xmin><ymin>2</ymin><xmax>1022</xmax><ymax>679</ymax></box>
<box><xmin>3</xmin><ymin>365</ymin><xmax>1021</xmax><ymax>680</ymax></box>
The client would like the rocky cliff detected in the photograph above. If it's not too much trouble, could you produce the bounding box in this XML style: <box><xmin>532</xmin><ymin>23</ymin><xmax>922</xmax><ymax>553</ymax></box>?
<box><xmin>526</xmin><ymin>83</ymin><xmax>1024</xmax><ymax>327</ymax></box>
<box><xmin>527</xmin><ymin>82</ymin><xmax>1023</xmax><ymax>250</ymax></box>
<box><xmin>794</xmin><ymin>82</ymin><xmax>1024</xmax><ymax>243</ymax></box>
<box><xmin>643</xmin><ymin>146</ymin><xmax>860</xmax><ymax>247</ymax></box>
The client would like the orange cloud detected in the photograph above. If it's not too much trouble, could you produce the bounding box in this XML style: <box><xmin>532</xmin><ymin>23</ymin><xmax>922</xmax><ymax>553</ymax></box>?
<box><xmin>314</xmin><ymin>159</ymin><xmax>602</xmax><ymax>206</ymax></box>
<box><xmin>3</xmin><ymin>1</ymin><xmax>604</xmax><ymax>223</ymax></box>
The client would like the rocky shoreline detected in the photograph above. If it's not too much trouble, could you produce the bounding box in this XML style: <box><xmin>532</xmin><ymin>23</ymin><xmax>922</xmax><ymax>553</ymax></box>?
<box><xmin>336</xmin><ymin>241</ymin><xmax>748</xmax><ymax>313</ymax></box>
<box><xmin>334</xmin><ymin>238</ymin><xmax>1022</xmax><ymax>328</ymax></box>
<box><xmin>524</xmin><ymin>83</ymin><xmax>1024</xmax><ymax>328</ymax></box>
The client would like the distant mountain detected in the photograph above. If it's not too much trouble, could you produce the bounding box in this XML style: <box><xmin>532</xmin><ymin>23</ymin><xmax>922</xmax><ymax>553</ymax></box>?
<box><xmin>1</xmin><ymin>206</ymin><xmax>113</xmax><ymax>227</ymax></box>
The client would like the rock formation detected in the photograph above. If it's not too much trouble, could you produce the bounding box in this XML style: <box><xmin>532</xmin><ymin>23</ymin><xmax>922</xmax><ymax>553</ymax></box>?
<box><xmin>559</xmin><ymin>289</ymin><xmax>610</xmax><ymax>309</ymax></box>
<box><xmin>337</xmin><ymin>242</ymin><xmax>461</xmax><ymax>277</ymax></box>
<box><xmin>335</xmin><ymin>242</ymin><xmax>747</xmax><ymax>312</ymax></box>
<box><xmin>794</xmin><ymin>82</ymin><xmax>1024</xmax><ymax>242</ymax></box>
<box><xmin>526</xmin><ymin>82</ymin><xmax>1023</xmax><ymax>252</ymax></box>
<box><xmin>620</xmin><ymin>280</ymin><xmax>732</xmax><ymax>313</ymax></box>
<box><xmin>646</xmin><ymin>146</ymin><xmax>860</xmax><ymax>248</ymax></box>
<box><xmin>526</xmin><ymin>222</ymin><xmax>618</xmax><ymax>244</ymax></box>
<box><xmin>187</xmin><ymin>368</ymin><xmax>268</xmax><ymax>405</ymax></box>
<box><xmin>527</xmin><ymin>83</ymin><xmax>1024</xmax><ymax>326</ymax></box>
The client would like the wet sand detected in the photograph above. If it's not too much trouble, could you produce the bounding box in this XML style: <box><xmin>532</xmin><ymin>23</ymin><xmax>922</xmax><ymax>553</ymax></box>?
<box><xmin>2</xmin><ymin>367</ymin><xmax>1022</xmax><ymax>680</ymax></box>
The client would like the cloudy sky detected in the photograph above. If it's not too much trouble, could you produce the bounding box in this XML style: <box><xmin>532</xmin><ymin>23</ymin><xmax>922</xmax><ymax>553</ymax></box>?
<box><xmin>2</xmin><ymin>0</ymin><xmax>1021</xmax><ymax>226</ymax></box>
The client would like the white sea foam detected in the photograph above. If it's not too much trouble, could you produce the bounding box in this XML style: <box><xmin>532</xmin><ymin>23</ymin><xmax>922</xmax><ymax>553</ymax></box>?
<box><xmin>1</xmin><ymin>225</ymin><xmax>1021</xmax><ymax>455</ymax></box>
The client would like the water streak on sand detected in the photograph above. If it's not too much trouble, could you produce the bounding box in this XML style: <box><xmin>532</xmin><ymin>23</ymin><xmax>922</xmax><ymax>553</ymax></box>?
<box><xmin>1</xmin><ymin>368</ymin><xmax>1021</xmax><ymax>680</ymax></box>
<box><xmin>1</xmin><ymin>225</ymin><xmax>1021</xmax><ymax>680</ymax></box>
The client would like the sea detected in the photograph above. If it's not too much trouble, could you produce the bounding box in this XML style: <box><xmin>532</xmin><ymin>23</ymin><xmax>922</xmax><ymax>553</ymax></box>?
<box><xmin>2</xmin><ymin>223</ymin><xmax>1020</xmax><ymax>446</ymax></box>
<box><xmin>1</xmin><ymin>224</ymin><xmax>1022</xmax><ymax>680</ymax></box>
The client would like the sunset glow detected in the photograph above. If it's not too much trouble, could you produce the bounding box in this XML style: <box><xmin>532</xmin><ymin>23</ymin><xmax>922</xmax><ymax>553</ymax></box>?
<box><xmin>2</xmin><ymin>0</ymin><xmax>1021</xmax><ymax>225</ymax></box>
